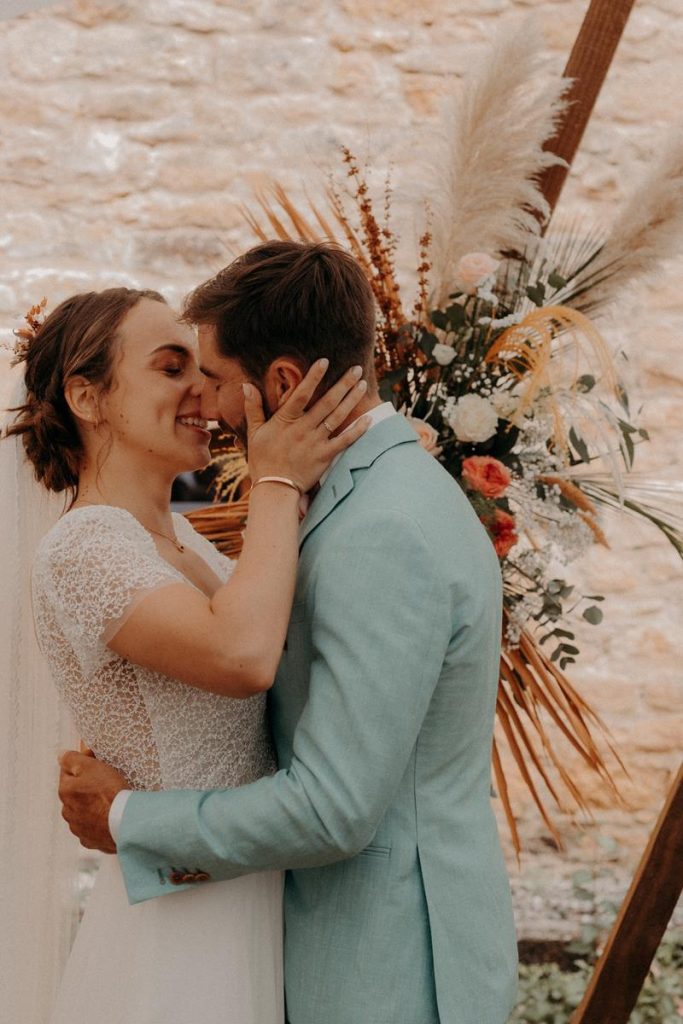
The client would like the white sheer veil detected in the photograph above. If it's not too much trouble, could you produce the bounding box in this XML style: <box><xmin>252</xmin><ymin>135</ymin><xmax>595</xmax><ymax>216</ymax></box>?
<box><xmin>0</xmin><ymin>359</ymin><xmax>82</xmax><ymax>1023</ymax></box>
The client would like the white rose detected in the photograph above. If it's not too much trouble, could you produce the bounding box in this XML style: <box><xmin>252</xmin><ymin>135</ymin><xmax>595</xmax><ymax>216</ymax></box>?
<box><xmin>433</xmin><ymin>342</ymin><xmax>456</xmax><ymax>366</ymax></box>
<box><xmin>453</xmin><ymin>252</ymin><xmax>500</xmax><ymax>295</ymax></box>
<box><xmin>447</xmin><ymin>393</ymin><xmax>499</xmax><ymax>443</ymax></box>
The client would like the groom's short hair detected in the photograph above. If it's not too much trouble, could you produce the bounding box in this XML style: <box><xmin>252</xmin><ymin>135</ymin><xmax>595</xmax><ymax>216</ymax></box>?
<box><xmin>183</xmin><ymin>240</ymin><xmax>377</xmax><ymax>385</ymax></box>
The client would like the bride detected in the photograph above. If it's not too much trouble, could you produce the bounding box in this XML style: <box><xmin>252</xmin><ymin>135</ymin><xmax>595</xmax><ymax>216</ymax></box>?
<box><xmin>0</xmin><ymin>286</ymin><xmax>368</xmax><ymax>1024</ymax></box>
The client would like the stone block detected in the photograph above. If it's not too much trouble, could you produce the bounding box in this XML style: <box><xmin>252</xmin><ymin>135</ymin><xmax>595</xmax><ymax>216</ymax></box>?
<box><xmin>642</xmin><ymin>679</ymin><xmax>683</xmax><ymax>713</ymax></box>
<box><xmin>143</xmin><ymin>0</ymin><xmax>248</xmax><ymax>35</ymax></box>
<box><xmin>339</xmin><ymin>0</ymin><xmax>444</xmax><ymax>20</ymax></box>
<box><xmin>9</xmin><ymin>20</ymin><xmax>212</xmax><ymax>85</ymax></box>
<box><xmin>62</xmin><ymin>1</ymin><xmax>134</xmax><ymax>28</ymax></box>
<box><xmin>151</xmin><ymin>145</ymin><xmax>241</xmax><ymax>192</ymax></box>
<box><xmin>82</xmin><ymin>84</ymin><xmax>178</xmax><ymax>122</ymax></box>
<box><xmin>573</xmin><ymin>673</ymin><xmax>639</xmax><ymax>718</ymax></box>
<box><xmin>132</xmin><ymin>228</ymin><xmax>229</xmax><ymax>272</ymax></box>
<box><xmin>113</xmin><ymin>193</ymin><xmax>244</xmax><ymax>232</ymax></box>
<box><xmin>330</xmin><ymin>27</ymin><xmax>412</xmax><ymax>54</ymax></box>
<box><xmin>210</xmin><ymin>33</ymin><xmax>329</xmax><ymax>94</ymax></box>
<box><xmin>626</xmin><ymin>719</ymin><xmax>683</xmax><ymax>753</ymax></box>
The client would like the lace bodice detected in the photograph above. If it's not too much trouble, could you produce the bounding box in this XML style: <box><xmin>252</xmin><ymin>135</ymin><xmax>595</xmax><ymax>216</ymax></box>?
<box><xmin>32</xmin><ymin>506</ymin><xmax>275</xmax><ymax>791</ymax></box>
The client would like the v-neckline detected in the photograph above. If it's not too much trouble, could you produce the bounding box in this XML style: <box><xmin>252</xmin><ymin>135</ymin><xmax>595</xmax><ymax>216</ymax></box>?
<box><xmin>65</xmin><ymin>505</ymin><xmax>221</xmax><ymax>599</ymax></box>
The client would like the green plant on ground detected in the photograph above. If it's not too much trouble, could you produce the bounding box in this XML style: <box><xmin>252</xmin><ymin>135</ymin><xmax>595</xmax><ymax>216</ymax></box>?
<box><xmin>509</xmin><ymin>867</ymin><xmax>683</xmax><ymax>1022</ymax></box>
<box><xmin>509</xmin><ymin>938</ymin><xmax>683</xmax><ymax>1024</ymax></box>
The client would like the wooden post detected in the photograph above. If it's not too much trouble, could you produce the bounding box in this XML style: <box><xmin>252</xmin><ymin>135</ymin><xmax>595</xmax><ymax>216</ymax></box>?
<box><xmin>571</xmin><ymin>763</ymin><xmax>683</xmax><ymax>1024</ymax></box>
<box><xmin>539</xmin><ymin>0</ymin><xmax>638</xmax><ymax>222</ymax></box>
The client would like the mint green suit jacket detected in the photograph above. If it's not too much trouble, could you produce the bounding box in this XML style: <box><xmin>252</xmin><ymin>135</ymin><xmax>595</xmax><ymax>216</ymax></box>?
<box><xmin>117</xmin><ymin>415</ymin><xmax>518</xmax><ymax>1024</ymax></box>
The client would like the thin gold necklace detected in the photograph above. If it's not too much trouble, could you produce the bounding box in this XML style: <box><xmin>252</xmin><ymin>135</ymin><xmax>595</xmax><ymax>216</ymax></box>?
<box><xmin>73</xmin><ymin>501</ymin><xmax>185</xmax><ymax>553</ymax></box>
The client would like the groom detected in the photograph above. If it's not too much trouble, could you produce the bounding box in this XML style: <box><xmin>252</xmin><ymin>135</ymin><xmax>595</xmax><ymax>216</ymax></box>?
<box><xmin>59</xmin><ymin>241</ymin><xmax>518</xmax><ymax>1024</ymax></box>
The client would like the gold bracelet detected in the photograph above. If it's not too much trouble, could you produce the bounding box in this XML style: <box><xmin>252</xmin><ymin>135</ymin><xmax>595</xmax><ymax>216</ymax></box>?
<box><xmin>251</xmin><ymin>475</ymin><xmax>302</xmax><ymax>497</ymax></box>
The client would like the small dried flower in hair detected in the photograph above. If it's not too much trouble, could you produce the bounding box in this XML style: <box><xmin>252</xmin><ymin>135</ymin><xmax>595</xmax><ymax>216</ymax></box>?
<box><xmin>12</xmin><ymin>297</ymin><xmax>48</xmax><ymax>364</ymax></box>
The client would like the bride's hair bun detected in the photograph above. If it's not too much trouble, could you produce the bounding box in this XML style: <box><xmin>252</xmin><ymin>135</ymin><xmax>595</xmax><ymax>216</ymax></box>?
<box><xmin>4</xmin><ymin>287</ymin><xmax>166</xmax><ymax>496</ymax></box>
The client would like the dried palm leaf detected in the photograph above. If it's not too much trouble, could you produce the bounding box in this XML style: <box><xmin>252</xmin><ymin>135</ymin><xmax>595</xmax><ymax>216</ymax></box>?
<box><xmin>485</xmin><ymin>304</ymin><xmax>620</xmax><ymax>470</ymax></box>
<box><xmin>540</xmin><ymin>475</ymin><xmax>609</xmax><ymax>548</ymax></box>
<box><xmin>494</xmin><ymin>620</ymin><xmax>627</xmax><ymax>853</ymax></box>
<box><xmin>185</xmin><ymin>499</ymin><xmax>249</xmax><ymax>559</ymax></box>
<box><xmin>492</xmin><ymin>737</ymin><xmax>521</xmax><ymax>856</ymax></box>
<box><xmin>571</xmin><ymin>473</ymin><xmax>683</xmax><ymax>559</ymax></box>
<box><xmin>553</xmin><ymin>135</ymin><xmax>683</xmax><ymax>313</ymax></box>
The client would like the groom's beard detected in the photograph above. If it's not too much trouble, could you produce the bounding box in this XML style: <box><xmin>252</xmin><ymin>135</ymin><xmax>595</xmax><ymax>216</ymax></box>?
<box><xmin>223</xmin><ymin>417</ymin><xmax>248</xmax><ymax>453</ymax></box>
<box><xmin>219</xmin><ymin>388</ymin><xmax>273</xmax><ymax>456</ymax></box>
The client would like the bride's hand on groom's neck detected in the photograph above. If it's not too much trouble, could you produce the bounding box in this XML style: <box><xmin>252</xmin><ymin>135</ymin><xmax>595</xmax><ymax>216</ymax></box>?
<box><xmin>245</xmin><ymin>360</ymin><xmax>371</xmax><ymax>494</ymax></box>
<box><xmin>58</xmin><ymin>749</ymin><xmax>127</xmax><ymax>854</ymax></box>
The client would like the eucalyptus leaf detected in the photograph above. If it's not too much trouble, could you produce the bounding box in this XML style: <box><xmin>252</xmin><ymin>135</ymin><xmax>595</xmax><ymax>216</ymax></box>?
<box><xmin>548</xmin><ymin>270</ymin><xmax>567</xmax><ymax>290</ymax></box>
<box><xmin>419</xmin><ymin>332</ymin><xmax>438</xmax><ymax>358</ymax></box>
<box><xmin>429</xmin><ymin>309</ymin><xmax>449</xmax><ymax>331</ymax></box>
<box><xmin>621</xmin><ymin>428</ymin><xmax>635</xmax><ymax>469</ymax></box>
<box><xmin>526</xmin><ymin>282</ymin><xmax>546</xmax><ymax>306</ymax></box>
<box><xmin>576</xmin><ymin>374</ymin><xmax>596</xmax><ymax>393</ymax></box>
<box><xmin>445</xmin><ymin>302</ymin><xmax>466</xmax><ymax>327</ymax></box>
<box><xmin>569</xmin><ymin>427</ymin><xmax>590</xmax><ymax>464</ymax></box>
<box><xmin>583</xmin><ymin>606</ymin><xmax>603</xmax><ymax>625</ymax></box>
<box><xmin>616</xmin><ymin>383</ymin><xmax>630</xmax><ymax>414</ymax></box>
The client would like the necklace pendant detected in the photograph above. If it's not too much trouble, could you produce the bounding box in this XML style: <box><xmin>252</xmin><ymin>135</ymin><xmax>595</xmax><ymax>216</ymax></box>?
<box><xmin>175</xmin><ymin>541</ymin><xmax>185</xmax><ymax>553</ymax></box>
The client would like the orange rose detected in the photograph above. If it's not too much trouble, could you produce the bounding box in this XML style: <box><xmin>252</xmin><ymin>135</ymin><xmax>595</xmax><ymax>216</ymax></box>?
<box><xmin>490</xmin><ymin>509</ymin><xmax>518</xmax><ymax>558</ymax></box>
<box><xmin>461</xmin><ymin>455</ymin><xmax>511</xmax><ymax>499</ymax></box>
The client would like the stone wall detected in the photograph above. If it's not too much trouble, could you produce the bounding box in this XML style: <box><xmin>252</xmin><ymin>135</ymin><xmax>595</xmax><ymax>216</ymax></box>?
<box><xmin>1</xmin><ymin>0</ymin><xmax>681</xmax><ymax>912</ymax></box>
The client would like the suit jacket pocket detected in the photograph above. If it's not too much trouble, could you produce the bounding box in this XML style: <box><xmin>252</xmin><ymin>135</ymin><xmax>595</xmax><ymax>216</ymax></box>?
<box><xmin>358</xmin><ymin>844</ymin><xmax>391</xmax><ymax>859</ymax></box>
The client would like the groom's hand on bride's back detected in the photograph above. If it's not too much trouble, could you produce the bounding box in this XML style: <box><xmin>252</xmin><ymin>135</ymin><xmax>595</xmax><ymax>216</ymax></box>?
<box><xmin>58</xmin><ymin>750</ymin><xmax>127</xmax><ymax>854</ymax></box>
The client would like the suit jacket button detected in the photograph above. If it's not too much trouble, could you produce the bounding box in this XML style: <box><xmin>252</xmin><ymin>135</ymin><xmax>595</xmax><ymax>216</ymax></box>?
<box><xmin>181</xmin><ymin>873</ymin><xmax>197</xmax><ymax>883</ymax></box>
<box><xmin>195</xmin><ymin>872</ymin><xmax>211</xmax><ymax>882</ymax></box>
<box><xmin>169</xmin><ymin>870</ymin><xmax>186</xmax><ymax>885</ymax></box>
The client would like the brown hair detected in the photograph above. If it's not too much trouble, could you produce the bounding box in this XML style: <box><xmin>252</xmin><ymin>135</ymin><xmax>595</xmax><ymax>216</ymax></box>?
<box><xmin>4</xmin><ymin>287</ymin><xmax>166</xmax><ymax>495</ymax></box>
<box><xmin>182</xmin><ymin>240</ymin><xmax>377</xmax><ymax>385</ymax></box>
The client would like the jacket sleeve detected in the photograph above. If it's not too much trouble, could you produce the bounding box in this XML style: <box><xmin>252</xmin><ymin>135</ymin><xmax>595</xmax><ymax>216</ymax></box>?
<box><xmin>116</xmin><ymin>509</ymin><xmax>452</xmax><ymax>904</ymax></box>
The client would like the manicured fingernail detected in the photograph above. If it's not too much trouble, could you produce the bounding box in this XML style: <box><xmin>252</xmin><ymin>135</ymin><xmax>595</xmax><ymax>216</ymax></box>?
<box><xmin>242</xmin><ymin>383</ymin><xmax>252</xmax><ymax>398</ymax></box>
<box><xmin>351</xmin><ymin>365</ymin><xmax>363</xmax><ymax>378</ymax></box>
<box><xmin>318</xmin><ymin>358</ymin><xmax>329</xmax><ymax>370</ymax></box>
<box><xmin>357</xmin><ymin>380</ymin><xmax>368</xmax><ymax>392</ymax></box>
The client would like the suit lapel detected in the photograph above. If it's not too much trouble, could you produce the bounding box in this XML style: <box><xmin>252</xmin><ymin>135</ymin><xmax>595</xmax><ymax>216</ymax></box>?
<box><xmin>298</xmin><ymin>414</ymin><xmax>419</xmax><ymax>547</ymax></box>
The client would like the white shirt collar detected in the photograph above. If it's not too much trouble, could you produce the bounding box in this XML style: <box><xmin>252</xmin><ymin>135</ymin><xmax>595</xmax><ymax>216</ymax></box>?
<box><xmin>319</xmin><ymin>402</ymin><xmax>397</xmax><ymax>487</ymax></box>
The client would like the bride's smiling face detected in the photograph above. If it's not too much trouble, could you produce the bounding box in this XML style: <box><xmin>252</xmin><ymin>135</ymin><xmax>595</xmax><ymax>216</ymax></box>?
<box><xmin>97</xmin><ymin>298</ymin><xmax>212</xmax><ymax>475</ymax></box>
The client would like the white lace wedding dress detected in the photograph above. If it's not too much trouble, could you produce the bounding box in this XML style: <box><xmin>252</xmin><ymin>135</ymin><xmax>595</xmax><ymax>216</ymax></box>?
<box><xmin>32</xmin><ymin>505</ymin><xmax>284</xmax><ymax>1024</ymax></box>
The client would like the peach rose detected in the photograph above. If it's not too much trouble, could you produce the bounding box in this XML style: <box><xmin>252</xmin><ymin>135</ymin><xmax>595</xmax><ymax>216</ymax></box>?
<box><xmin>489</xmin><ymin>509</ymin><xmax>518</xmax><ymax>559</ymax></box>
<box><xmin>453</xmin><ymin>252</ymin><xmax>500</xmax><ymax>295</ymax></box>
<box><xmin>405</xmin><ymin>416</ymin><xmax>442</xmax><ymax>456</ymax></box>
<box><xmin>461</xmin><ymin>455</ymin><xmax>511</xmax><ymax>499</ymax></box>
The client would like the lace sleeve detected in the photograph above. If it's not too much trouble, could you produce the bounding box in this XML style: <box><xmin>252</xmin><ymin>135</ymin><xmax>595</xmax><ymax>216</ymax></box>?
<box><xmin>34</xmin><ymin>507</ymin><xmax>182</xmax><ymax>674</ymax></box>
